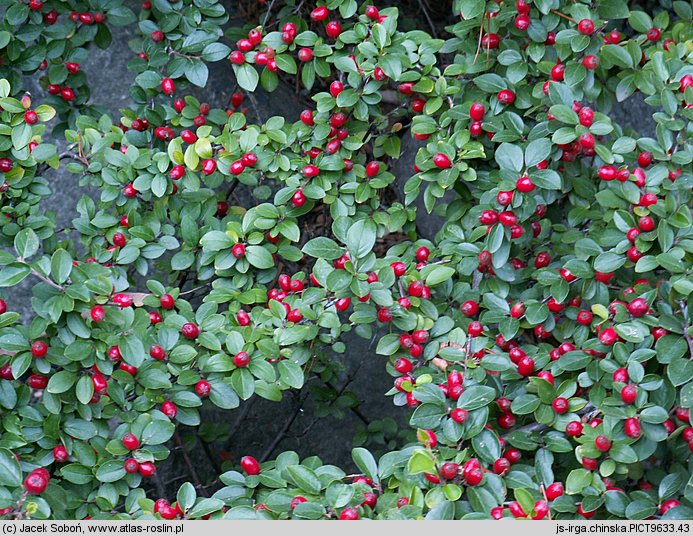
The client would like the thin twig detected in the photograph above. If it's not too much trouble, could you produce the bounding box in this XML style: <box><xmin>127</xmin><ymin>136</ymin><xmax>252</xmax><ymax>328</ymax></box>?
<box><xmin>199</xmin><ymin>436</ymin><xmax>222</xmax><ymax>475</ymax></box>
<box><xmin>540</xmin><ymin>484</ymin><xmax>553</xmax><ymax>521</ymax></box>
<box><xmin>550</xmin><ymin>10</ymin><xmax>576</xmax><ymax>23</ymax></box>
<box><xmin>175</xmin><ymin>431</ymin><xmax>210</xmax><ymax>497</ymax></box>
<box><xmin>417</xmin><ymin>0</ymin><xmax>437</xmax><ymax>38</ymax></box>
<box><xmin>223</xmin><ymin>395</ymin><xmax>257</xmax><ymax>450</ymax></box>
<box><xmin>501</xmin><ymin>403</ymin><xmax>596</xmax><ymax>441</ymax></box>
<box><xmin>261</xmin><ymin>0</ymin><xmax>277</xmax><ymax>31</ymax></box>
<box><xmin>152</xmin><ymin>471</ymin><xmax>167</xmax><ymax>499</ymax></box>
<box><xmin>472</xmin><ymin>20</ymin><xmax>484</xmax><ymax>65</ymax></box>
<box><xmin>678</xmin><ymin>300</ymin><xmax>693</xmax><ymax>359</ymax></box>
<box><xmin>29</xmin><ymin>268</ymin><xmax>65</xmax><ymax>291</ymax></box>
<box><xmin>260</xmin><ymin>393</ymin><xmax>306</xmax><ymax>462</ymax></box>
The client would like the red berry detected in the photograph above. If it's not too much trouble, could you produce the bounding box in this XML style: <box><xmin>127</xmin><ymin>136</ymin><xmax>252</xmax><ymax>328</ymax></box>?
<box><xmin>433</xmin><ymin>153</ymin><xmax>451</xmax><ymax>169</ymax></box>
<box><xmin>497</xmin><ymin>413</ymin><xmax>516</xmax><ymax>429</ymax></box>
<box><xmin>451</xmin><ymin>408</ymin><xmax>469</xmax><ymax>423</ymax></box>
<box><xmin>161</xmin><ymin>401</ymin><xmax>177</xmax><ymax>418</ymax></box>
<box><xmin>582</xmin><ymin>457</ymin><xmax>598</xmax><ymax>471</ymax></box>
<box><xmin>624</xmin><ymin>417</ymin><xmax>641</xmax><ymax>438</ymax></box>
<box><xmin>161</xmin><ymin>78</ymin><xmax>175</xmax><ymax>95</ymax></box>
<box><xmin>493</xmin><ymin>458</ymin><xmax>510</xmax><ymax>475</ymax></box>
<box><xmin>150</xmin><ymin>345</ymin><xmax>166</xmax><ymax>361</ymax></box>
<box><xmin>310</xmin><ymin>6</ymin><xmax>329</xmax><ymax>21</ymax></box>
<box><xmin>467</xmin><ymin>321</ymin><xmax>483</xmax><ymax>337</ymax></box>
<box><xmin>514</xmin><ymin>14</ymin><xmax>530</xmax><ymax>31</ymax></box>
<box><xmin>24</xmin><ymin>110</ymin><xmax>39</xmax><ymax>124</ymax></box>
<box><xmin>365</xmin><ymin>161</ymin><xmax>380</xmax><ymax>177</ymax></box>
<box><xmin>365</xmin><ymin>6</ymin><xmax>379</xmax><ymax>20</ymax></box>
<box><xmin>461</xmin><ymin>300</ymin><xmax>479</xmax><ymax>317</ymax></box>
<box><xmin>24</xmin><ymin>471</ymin><xmax>48</xmax><ymax>495</ymax></box>
<box><xmin>195</xmin><ymin>379</ymin><xmax>211</xmax><ymax>397</ymax></box>
<box><xmin>566</xmin><ymin>421</ymin><xmax>583</xmax><ymax>436</ymax></box>
<box><xmin>339</xmin><ymin>507</ymin><xmax>359</xmax><ymax>520</ymax></box>
<box><xmin>627</xmin><ymin>297</ymin><xmax>649</xmax><ymax>317</ymax></box>
<box><xmin>516</xmin><ymin>175</ymin><xmax>534</xmax><ymax>193</ymax></box>
<box><xmin>233</xmin><ymin>352</ymin><xmax>250</xmax><ymax>367</ymax></box>
<box><xmin>552</xmin><ymin>397</ymin><xmax>569</xmax><ymax>414</ymax></box>
<box><xmin>138</xmin><ymin>462</ymin><xmax>156</xmax><ymax>477</ymax></box>
<box><xmin>509</xmin><ymin>501</ymin><xmax>527</xmax><ymax>519</ymax></box>
<box><xmin>621</xmin><ymin>385</ymin><xmax>637</xmax><ymax>404</ymax></box>
<box><xmin>595</xmin><ymin>435</ymin><xmax>611</xmax><ymax>452</ymax></box>
<box><xmin>181</xmin><ymin>322</ymin><xmax>199</xmax><ymax>339</ymax></box>
<box><xmin>482</xmin><ymin>33</ymin><xmax>500</xmax><ymax>49</ymax></box>
<box><xmin>232</xmin><ymin>243</ymin><xmax>246</xmax><ymax>258</ymax></box>
<box><xmin>31</xmin><ymin>341</ymin><xmax>48</xmax><ymax>358</ymax></box>
<box><xmin>498</xmin><ymin>89</ymin><xmax>516</xmax><ymax>104</ymax></box>
<box><xmin>123</xmin><ymin>457</ymin><xmax>139</xmax><ymax>474</ymax></box>
<box><xmin>646</xmin><ymin>28</ymin><xmax>661</xmax><ymax>41</ymax></box>
<box><xmin>517</xmin><ymin>356</ymin><xmax>534</xmax><ymax>376</ymax></box>
<box><xmin>240</xmin><ymin>455</ymin><xmax>261</xmax><ymax>475</ymax></box>
<box><xmin>122</xmin><ymin>433</ymin><xmax>140</xmax><ymax>450</ymax></box>
<box><xmin>598</xmin><ymin>327</ymin><xmax>618</xmax><ymax>346</ymax></box>
<box><xmin>441</xmin><ymin>462</ymin><xmax>459</xmax><ymax>480</ymax></box>
<box><xmin>159</xmin><ymin>294</ymin><xmax>174</xmax><ymax>310</ymax></box>
<box><xmin>582</xmin><ymin>55</ymin><xmax>599</xmax><ymax>70</ymax></box>
<box><xmin>53</xmin><ymin>445</ymin><xmax>68</xmax><ymax>463</ymax></box>
<box><xmin>326</xmin><ymin>21</ymin><xmax>342</xmax><ymax>38</ymax></box>
<box><xmin>546</xmin><ymin>482</ymin><xmax>564</xmax><ymax>500</ymax></box>
<box><xmin>661</xmin><ymin>500</ymin><xmax>681</xmax><ymax>514</ymax></box>
<box><xmin>577</xmin><ymin>19</ymin><xmax>594</xmax><ymax>35</ymax></box>
<box><xmin>470</xmin><ymin>102</ymin><xmax>485</xmax><ymax>121</ymax></box>
<box><xmin>533</xmin><ymin>500</ymin><xmax>549</xmax><ymax>520</ymax></box>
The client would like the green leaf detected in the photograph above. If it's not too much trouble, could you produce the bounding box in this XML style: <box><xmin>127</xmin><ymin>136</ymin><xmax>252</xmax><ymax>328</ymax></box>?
<box><xmin>566</xmin><ymin>468</ymin><xmax>592</xmax><ymax>494</ymax></box>
<box><xmin>60</xmin><ymin>464</ymin><xmax>94</xmax><ymax>485</ymax></box>
<box><xmin>426</xmin><ymin>266</ymin><xmax>455</xmax><ymax>287</ymax></box>
<box><xmin>625</xmin><ymin>500</ymin><xmax>657</xmax><ymax>520</ymax></box>
<box><xmin>286</xmin><ymin>465</ymin><xmax>321</xmax><ymax>495</ymax></box>
<box><xmin>345</xmin><ymin>219</ymin><xmax>376</xmax><ymax>259</ymax></box>
<box><xmin>177</xmin><ymin>482</ymin><xmax>197</xmax><ymax>512</ymax></box>
<box><xmin>47</xmin><ymin>371</ymin><xmax>77</xmax><ymax>394</ymax></box>
<box><xmin>0</xmin><ymin>264</ymin><xmax>30</xmax><ymax>287</ymax></box>
<box><xmin>201</xmin><ymin>43</ymin><xmax>231</xmax><ymax>62</ymax></box>
<box><xmin>459</xmin><ymin>0</ymin><xmax>485</xmax><ymax>19</ymax></box>
<box><xmin>610</xmin><ymin>443</ymin><xmax>638</xmax><ymax>463</ymax></box>
<box><xmin>50</xmin><ymin>249</ymin><xmax>73</xmax><ymax>284</ymax></box>
<box><xmin>457</xmin><ymin>385</ymin><xmax>496</xmax><ymax>410</ymax></box>
<box><xmin>598</xmin><ymin>0</ymin><xmax>630</xmax><ymax>18</ymax></box>
<box><xmin>245</xmin><ymin>246</ymin><xmax>274</xmax><ymax>269</ymax></box>
<box><xmin>142</xmin><ymin>419</ymin><xmax>175</xmax><ymax>445</ymax></box>
<box><xmin>495</xmin><ymin>143</ymin><xmax>524</xmax><ymax>172</ymax></box>
<box><xmin>0</xmin><ymin>448</ymin><xmax>22</xmax><ymax>486</ymax></box>
<box><xmin>302</xmin><ymin>237</ymin><xmax>343</xmax><ymax>260</ymax></box>
<box><xmin>134</xmin><ymin>70</ymin><xmax>162</xmax><ymax>89</ymax></box>
<box><xmin>475</xmin><ymin>73</ymin><xmax>507</xmax><ymax>92</ymax></box>
<box><xmin>234</xmin><ymin>64</ymin><xmax>259</xmax><ymax>92</ymax></box>
<box><xmin>659</xmin><ymin>473</ymin><xmax>685</xmax><ymax>500</ymax></box>
<box><xmin>535</xmin><ymin>448</ymin><xmax>554</xmax><ymax>486</ymax></box>
<box><xmin>525</xmin><ymin>138</ymin><xmax>552</xmax><ymax>167</ymax></box>
<box><xmin>122</xmin><ymin>336</ymin><xmax>146</xmax><ymax>367</ymax></box>
<box><xmin>14</xmin><ymin>229</ymin><xmax>39</xmax><ymax>259</ymax></box>
<box><xmin>95</xmin><ymin>460</ymin><xmax>126</xmax><ymax>483</ymax></box>
<box><xmin>407</xmin><ymin>449</ymin><xmax>436</xmax><ymax>475</ymax></box>
<box><xmin>601</xmin><ymin>45</ymin><xmax>634</xmax><ymax>68</ymax></box>
<box><xmin>352</xmin><ymin>448</ymin><xmax>379</xmax><ymax>483</ymax></box>
<box><xmin>185</xmin><ymin>60</ymin><xmax>209</xmax><ymax>87</ymax></box>
<box><xmin>200</xmin><ymin>231</ymin><xmax>234</xmax><ymax>251</ymax></box>
<box><xmin>75</xmin><ymin>375</ymin><xmax>94</xmax><ymax>405</ymax></box>
<box><xmin>277</xmin><ymin>360</ymin><xmax>303</xmax><ymax>389</ymax></box>
<box><xmin>594</xmin><ymin>252</ymin><xmax>625</xmax><ymax>272</ymax></box>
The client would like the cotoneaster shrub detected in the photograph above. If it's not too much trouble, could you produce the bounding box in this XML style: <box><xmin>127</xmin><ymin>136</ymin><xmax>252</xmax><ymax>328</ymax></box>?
<box><xmin>0</xmin><ymin>0</ymin><xmax>691</xmax><ymax>521</ymax></box>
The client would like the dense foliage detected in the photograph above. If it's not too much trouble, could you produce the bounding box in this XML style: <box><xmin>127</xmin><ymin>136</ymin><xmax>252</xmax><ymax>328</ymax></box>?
<box><xmin>0</xmin><ymin>0</ymin><xmax>691</xmax><ymax>521</ymax></box>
